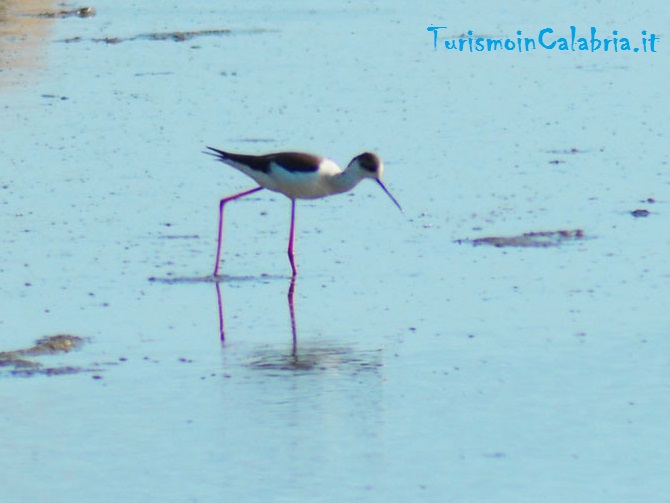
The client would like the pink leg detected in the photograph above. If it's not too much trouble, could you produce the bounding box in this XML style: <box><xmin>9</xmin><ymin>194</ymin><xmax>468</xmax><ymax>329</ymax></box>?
<box><xmin>288</xmin><ymin>199</ymin><xmax>298</xmax><ymax>276</ymax></box>
<box><xmin>214</xmin><ymin>186</ymin><xmax>263</xmax><ymax>276</ymax></box>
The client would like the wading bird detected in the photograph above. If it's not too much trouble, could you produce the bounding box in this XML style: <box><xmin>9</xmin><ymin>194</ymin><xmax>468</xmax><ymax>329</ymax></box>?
<box><xmin>206</xmin><ymin>147</ymin><xmax>402</xmax><ymax>277</ymax></box>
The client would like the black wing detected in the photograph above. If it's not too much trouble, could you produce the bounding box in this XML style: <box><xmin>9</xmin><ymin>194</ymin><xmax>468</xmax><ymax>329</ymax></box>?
<box><xmin>206</xmin><ymin>147</ymin><xmax>322</xmax><ymax>174</ymax></box>
<box><xmin>205</xmin><ymin>147</ymin><xmax>271</xmax><ymax>173</ymax></box>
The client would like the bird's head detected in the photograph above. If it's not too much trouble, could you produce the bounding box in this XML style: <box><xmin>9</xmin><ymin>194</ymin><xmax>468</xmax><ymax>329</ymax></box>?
<box><xmin>348</xmin><ymin>152</ymin><xmax>402</xmax><ymax>212</ymax></box>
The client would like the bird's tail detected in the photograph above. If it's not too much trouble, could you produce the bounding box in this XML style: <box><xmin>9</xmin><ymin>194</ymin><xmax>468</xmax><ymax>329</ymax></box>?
<box><xmin>204</xmin><ymin>146</ymin><xmax>230</xmax><ymax>160</ymax></box>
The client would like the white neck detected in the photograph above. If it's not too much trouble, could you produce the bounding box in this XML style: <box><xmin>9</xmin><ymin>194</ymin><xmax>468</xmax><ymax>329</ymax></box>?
<box><xmin>329</xmin><ymin>166</ymin><xmax>365</xmax><ymax>195</ymax></box>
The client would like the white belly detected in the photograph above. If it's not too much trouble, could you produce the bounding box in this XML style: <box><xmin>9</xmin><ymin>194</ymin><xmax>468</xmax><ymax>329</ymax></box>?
<box><xmin>257</xmin><ymin>158</ymin><xmax>345</xmax><ymax>200</ymax></box>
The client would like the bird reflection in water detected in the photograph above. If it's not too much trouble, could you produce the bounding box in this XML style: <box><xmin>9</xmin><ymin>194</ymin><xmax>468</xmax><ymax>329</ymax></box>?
<box><xmin>215</xmin><ymin>278</ymin><xmax>382</xmax><ymax>374</ymax></box>
<box><xmin>215</xmin><ymin>277</ymin><xmax>298</xmax><ymax>347</ymax></box>
<box><xmin>148</xmin><ymin>273</ymin><xmax>382</xmax><ymax>373</ymax></box>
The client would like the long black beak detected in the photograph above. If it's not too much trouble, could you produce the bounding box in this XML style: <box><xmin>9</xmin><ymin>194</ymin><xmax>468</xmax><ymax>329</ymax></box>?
<box><xmin>376</xmin><ymin>179</ymin><xmax>403</xmax><ymax>212</ymax></box>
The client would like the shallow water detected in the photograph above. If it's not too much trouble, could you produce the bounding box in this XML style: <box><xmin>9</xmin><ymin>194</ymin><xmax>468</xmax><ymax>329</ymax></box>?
<box><xmin>2</xmin><ymin>1</ymin><xmax>669</xmax><ymax>501</ymax></box>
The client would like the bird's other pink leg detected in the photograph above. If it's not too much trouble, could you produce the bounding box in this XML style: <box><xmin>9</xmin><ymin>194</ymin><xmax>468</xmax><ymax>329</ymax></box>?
<box><xmin>214</xmin><ymin>186</ymin><xmax>263</xmax><ymax>277</ymax></box>
<box><xmin>288</xmin><ymin>199</ymin><xmax>298</xmax><ymax>277</ymax></box>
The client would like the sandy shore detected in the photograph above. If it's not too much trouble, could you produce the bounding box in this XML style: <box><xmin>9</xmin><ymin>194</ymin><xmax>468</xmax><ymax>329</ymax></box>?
<box><xmin>0</xmin><ymin>0</ymin><xmax>56</xmax><ymax>89</ymax></box>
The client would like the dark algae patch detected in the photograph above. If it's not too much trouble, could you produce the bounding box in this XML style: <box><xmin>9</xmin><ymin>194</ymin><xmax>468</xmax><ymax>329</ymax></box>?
<box><xmin>630</xmin><ymin>196</ymin><xmax>655</xmax><ymax>218</ymax></box>
<box><xmin>0</xmin><ymin>335</ymin><xmax>91</xmax><ymax>377</ymax></box>
<box><xmin>59</xmin><ymin>28</ymin><xmax>273</xmax><ymax>44</ymax></box>
<box><xmin>18</xmin><ymin>334</ymin><xmax>84</xmax><ymax>356</ymax></box>
<box><xmin>466</xmin><ymin>229</ymin><xmax>585</xmax><ymax>248</ymax></box>
<box><xmin>29</xmin><ymin>6</ymin><xmax>96</xmax><ymax>18</ymax></box>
